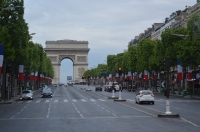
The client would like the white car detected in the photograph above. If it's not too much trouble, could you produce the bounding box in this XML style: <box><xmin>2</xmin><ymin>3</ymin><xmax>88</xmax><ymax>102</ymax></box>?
<box><xmin>20</xmin><ymin>90</ymin><xmax>34</xmax><ymax>100</ymax></box>
<box><xmin>135</xmin><ymin>90</ymin><xmax>154</xmax><ymax>104</ymax></box>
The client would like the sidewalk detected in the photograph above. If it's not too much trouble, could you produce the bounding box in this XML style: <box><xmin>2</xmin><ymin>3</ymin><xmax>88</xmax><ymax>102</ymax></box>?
<box><xmin>0</xmin><ymin>89</ymin><xmax>39</xmax><ymax>104</ymax></box>
<box><xmin>154</xmin><ymin>91</ymin><xmax>200</xmax><ymax>100</ymax></box>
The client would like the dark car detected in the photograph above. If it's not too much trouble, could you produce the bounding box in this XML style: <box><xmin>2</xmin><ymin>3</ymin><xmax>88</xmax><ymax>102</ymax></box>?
<box><xmin>41</xmin><ymin>88</ymin><xmax>53</xmax><ymax>98</ymax></box>
<box><xmin>95</xmin><ymin>85</ymin><xmax>102</xmax><ymax>91</ymax></box>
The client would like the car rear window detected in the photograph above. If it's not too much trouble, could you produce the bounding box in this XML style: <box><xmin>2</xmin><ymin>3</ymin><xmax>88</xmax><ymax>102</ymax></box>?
<box><xmin>141</xmin><ymin>91</ymin><xmax>152</xmax><ymax>95</ymax></box>
<box><xmin>22</xmin><ymin>91</ymin><xmax>30</xmax><ymax>94</ymax></box>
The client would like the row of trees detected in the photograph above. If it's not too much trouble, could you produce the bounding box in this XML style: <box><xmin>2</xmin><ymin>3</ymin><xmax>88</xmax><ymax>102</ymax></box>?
<box><xmin>83</xmin><ymin>14</ymin><xmax>200</xmax><ymax>89</ymax></box>
<box><xmin>0</xmin><ymin>0</ymin><xmax>54</xmax><ymax>100</ymax></box>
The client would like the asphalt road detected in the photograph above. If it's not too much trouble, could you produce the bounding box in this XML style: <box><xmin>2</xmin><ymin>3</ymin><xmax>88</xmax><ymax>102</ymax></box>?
<box><xmin>0</xmin><ymin>84</ymin><xmax>199</xmax><ymax>132</ymax></box>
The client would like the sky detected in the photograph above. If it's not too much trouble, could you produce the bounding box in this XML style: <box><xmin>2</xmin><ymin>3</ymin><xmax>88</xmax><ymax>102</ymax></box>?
<box><xmin>24</xmin><ymin>0</ymin><xmax>197</xmax><ymax>83</ymax></box>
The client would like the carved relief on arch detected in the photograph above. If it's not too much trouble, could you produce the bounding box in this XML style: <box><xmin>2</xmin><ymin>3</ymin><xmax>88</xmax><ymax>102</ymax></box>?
<box><xmin>78</xmin><ymin>67</ymin><xmax>85</xmax><ymax>77</ymax></box>
<box><xmin>59</xmin><ymin>55</ymin><xmax>75</xmax><ymax>62</ymax></box>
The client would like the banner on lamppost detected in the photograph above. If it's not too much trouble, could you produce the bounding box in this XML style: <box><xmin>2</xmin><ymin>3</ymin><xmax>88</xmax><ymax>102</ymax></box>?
<box><xmin>18</xmin><ymin>63</ymin><xmax>24</xmax><ymax>80</ymax></box>
<box><xmin>127</xmin><ymin>71</ymin><xmax>131</xmax><ymax>80</ymax></box>
<box><xmin>35</xmin><ymin>72</ymin><xmax>38</xmax><ymax>81</ymax></box>
<box><xmin>144</xmin><ymin>70</ymin><xmax>148</xmax><ymax>80</ymax></box>
<box><xmin>0</xmin><ymin>44</ymin><xmax>4</xmax><ymax>74</ymax></box>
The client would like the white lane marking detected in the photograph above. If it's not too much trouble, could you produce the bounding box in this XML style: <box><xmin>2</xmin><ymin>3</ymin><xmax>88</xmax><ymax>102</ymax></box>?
<box><xmin>195</xmin><ymin>112</ymin><xmax>200</xmax><ymax>115</ymax></box>
<box><xmin>81</xmin><ymin>99</ymin><xmax>86</xmax><ymax>102</ymax></box>
<box><xmin>45</xmin><ymin>100</ymin><xmax>50</xmax><ymax>103</ymax></box>
<box><xmin>112</xmin><ymin>113</ymin><xmax>117</xmax><ymax>117</ymax></box>
<box><xmin>64</xmin><ymin>99</ymin><xmax>68</xmax><ymax>102</ymax></box>
<box><xmin>18</xmin><ymin>101</ymin><xmax>23</xmax><ymax>103</ymax></box>
<box><xmin>90</xmin><ymin>99</ymin><xmax>96</xmax><ymax>102</ymax></box>
<box><xmin>10</xmin><ymin>104</ymin><xmax>29</xmax><ymax>119</ymax></box>
<box><xmin>72</xmin><ymin>99</ymin><xmax>77</xmax><ymax>102</ymax></box>
<box><xmin>35</xmin><ymin>100</ymin><xmax>41</xmax><ymax>103</ymax></box>
<box><xmin>54</xmin><ymin>100</ymin><xmax>58</xmax><ymax>102</ymax></box>
<box><xmin>72</xmin><ymin>103</ymin><xmax>83</xmax><ymax>118</ymax></box>
<box><xmin>98</xmin><ymin>99</ymin><xmax>105</xmax><ymax>102</ymax></box>
<box><xmin>127</xmin><ymin>99</ymin><xmax>135</xmax><ymax>102</ymax></box>
<box><xmin>106</xmin><ymin>110</ymin><xmax>110</xmax><ymax>113</ymax></box>
<box><xmin>117</xmin><ymin>102</ymin><xmax>156</xmax><ymax>117</ymax></box>
<box><xmin>26</xmin><ymin>100</ymin><xmax>32</xmax><ymax>103</ymax></box>
<box><xmin>46</xmin><ymin>103</ymin><xmax>51</xmax><ymax>118</ymax></box>
<box><xmin>65</xmin><ymin>92</ymin><xmax>71</xmax><ymax>100</ymax></box>
<box><xmin>181</xmin><ymin>117</ymin><xmax>199</xmax><ymax>127</ymax></box>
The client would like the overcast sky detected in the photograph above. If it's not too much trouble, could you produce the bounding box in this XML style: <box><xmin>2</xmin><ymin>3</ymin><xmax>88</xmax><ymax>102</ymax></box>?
<box><xmin>24</xmin><ymin>0</ymin><xmax>197</xmax><ymax>83</ymax></box>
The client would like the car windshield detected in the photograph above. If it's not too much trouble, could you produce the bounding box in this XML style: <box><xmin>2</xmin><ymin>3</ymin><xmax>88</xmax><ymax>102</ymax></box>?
<box><xmin>141</xmin><ymin>91</ymin><xmax>152</xmax><ymax>95</ymax></box>
<box><xmin>22</xmin><ymin>90</ymin><xmax>30</xmax><ymax>94</ymax></box>
<box><xmin>43</xmin><ymin>88</ymin><xmax>52</xmax><ymax>92</ymax></box>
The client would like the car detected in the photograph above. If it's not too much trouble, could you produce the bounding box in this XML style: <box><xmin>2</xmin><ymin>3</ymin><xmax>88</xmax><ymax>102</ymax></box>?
<box><xmin>41</xmin><ymin>88</ymin><xmax>53</xmax><ymax>98</ymax></box>
<box><xmin>135</xmin><ymin>90</ymin><xmax>154</xmax><ymax>104</ymax></box>
<box><xmin>20</xmin><ymin>90</ymin><xmax>34</xmax><ymax>100</ymax></box>
<box><xmin>54</xmin><ymin>84</ymin><xmax>58</xmax><ymax>87</ymax></box>
<box><xmin>95</xmin><ymin>85</ymin><xmax>102</xmax><ymax>91</ymax></box>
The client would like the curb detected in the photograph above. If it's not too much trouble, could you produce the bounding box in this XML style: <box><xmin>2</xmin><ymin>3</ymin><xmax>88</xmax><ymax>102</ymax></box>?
<box><xmin>0</xmin><ymin>101</ymin><xmax>12</xmax><ymax>104</ymax></box>
<box><xmin>158</xmin><ymin>113</ymin><xmax>180</xmax><ymax>118</ymax></box>
<box><xmin>114</xmin><ymin>99</ymin><xmax>126</xmax><ymax>102</ymax></box>
<box><xmin>108</xmin><ymin>97</ymin><xmax>119</xmax><ymax>99</ymax></box>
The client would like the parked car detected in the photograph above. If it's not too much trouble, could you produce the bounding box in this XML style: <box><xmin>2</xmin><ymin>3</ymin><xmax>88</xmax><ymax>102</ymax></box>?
<box><xmin>95</xmin><ymin>85</ymin><xmax>102</xmax><ymax>91</ymax></box>
<box><xmin>54</xmin><ymin>84</ymin><xmax>58</xmax><ymax>87</ymax></box>
<box><xmin>135</xmin><ymin>90</ymin><xmax>154</xmax><ymax>104</ymax></box>
<box><xmin>41</xmin><ymin>88</ymin><xmax>53</xmax><ymax>98</ymax></box>
<box><xmin>20</xmin><ymin>90</ymin><xmax>34</xmax><ymax>100</ymax></box>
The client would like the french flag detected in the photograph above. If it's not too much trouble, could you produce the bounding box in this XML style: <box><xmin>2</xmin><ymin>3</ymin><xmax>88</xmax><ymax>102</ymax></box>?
<box><xmin>29</xmin><ymin>72</ymin><xmax>34</xmax><ymax>81</ymax></box>
<box><xmin>0</xmin><ymin>44</ymin><xmax>4</xmax><ymax>74</ymax></box>
<box><xmin>144</xmin><ymin>70</ymin><xmax>148</xmax><ymax>80</ymax></box>
<box><xmin>18</xmin><ymin>63</ymin><xmax>24</xmax><ymax>80</ymax></box>
<box><xmin>35</xmin><ymin>72</ymin><xmax>38</xmax><ymax>81</ymax></box>
<box><xmin>177</xmin><ymin>59</ymin><xmax>182</xmax><ymax>80</ymax></box>
<box><xmin>187</xmin><ymin>66</ymin><xmax>192</xmax><ymax>80</ymax></box>
<box><xmin>127</xmin><ymin>71</ymin><xmax>132</xmax><ymax>80</ymax></box>
<box><xmin>134</xmin><ymin>72</ymin><xmax>137</xmax><ymax>80</ymax></box>
<box><xmin>152</xmin><ymin>71</ymin><xmax>157</xmax><ymax>80</ymax></box>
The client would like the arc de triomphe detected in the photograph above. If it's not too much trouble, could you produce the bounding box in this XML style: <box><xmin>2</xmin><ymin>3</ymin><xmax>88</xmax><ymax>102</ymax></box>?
<box><xmin>44</xmin><ymin>39</ymin><xmax>90</xmax><ymax>84</ymax></box>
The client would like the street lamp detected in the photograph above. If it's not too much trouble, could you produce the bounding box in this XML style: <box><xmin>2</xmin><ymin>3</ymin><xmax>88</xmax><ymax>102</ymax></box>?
<box><xmin>30</xmin><ymin>33</ymin><xmax>36</xmax><ymax>35</ymax></box>
<box><xmin>29</xmin><ymin>33</ymin><xmax>36</xmax><ymax>41</ymax></box>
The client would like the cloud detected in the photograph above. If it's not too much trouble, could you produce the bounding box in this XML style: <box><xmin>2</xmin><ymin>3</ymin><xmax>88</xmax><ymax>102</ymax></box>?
<box><xmin>24</xmin><ymin>0</ymin><xmax>197</xmax><ymax>83</ymax></box>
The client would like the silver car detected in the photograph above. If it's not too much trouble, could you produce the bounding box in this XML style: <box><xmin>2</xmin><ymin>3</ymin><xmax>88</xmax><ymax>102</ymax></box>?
<box><xmin>20</xmin><ymin>90</ymin><xmax>34</xmax><ymax>100</ymax></box>
<box><xmin>135</xmin><ymin>90</ymin><xmax>154</xmax><ymax>104</ymax></box>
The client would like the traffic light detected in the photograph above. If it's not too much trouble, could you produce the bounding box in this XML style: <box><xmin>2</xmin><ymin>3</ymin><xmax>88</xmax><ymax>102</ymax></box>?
<box><xmin>118</xmin><ymin>67</ymin><xmax>122</xmax><ymax>75</ymax></box>
<box><xmin>82</xmin><ymin>76</ymin><xmax>84</xmax><ymax>79</ymax></box>
<box><xmin>163</xmin><ymin>58</ymin><xmax>170</xmax><ymax>71</ymax></box>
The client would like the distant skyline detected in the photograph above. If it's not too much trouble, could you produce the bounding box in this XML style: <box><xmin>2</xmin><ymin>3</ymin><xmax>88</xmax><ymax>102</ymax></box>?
<box><xmin>24</xmin><ymin>0</ymin><xmax>197</xmax><ymax>83</ymax></box>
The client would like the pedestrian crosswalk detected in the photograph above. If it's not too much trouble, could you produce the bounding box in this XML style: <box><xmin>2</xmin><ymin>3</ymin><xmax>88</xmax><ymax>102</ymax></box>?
<box><xmin>17</xmin><ymin>98</ymin><xmax>107</xmax><ymax>104</ymax></box>
<box><xmin>17</xmin><ymin>98</ymin><xmax>200</xmax><ymax>104</ymax></box>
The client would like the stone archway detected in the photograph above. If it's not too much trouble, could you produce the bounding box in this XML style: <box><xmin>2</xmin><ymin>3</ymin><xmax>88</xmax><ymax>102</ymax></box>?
<box><xmin>44</xmin><ymin>39</ymin><xmax>90</xmax><ymax>84</ymax></box>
